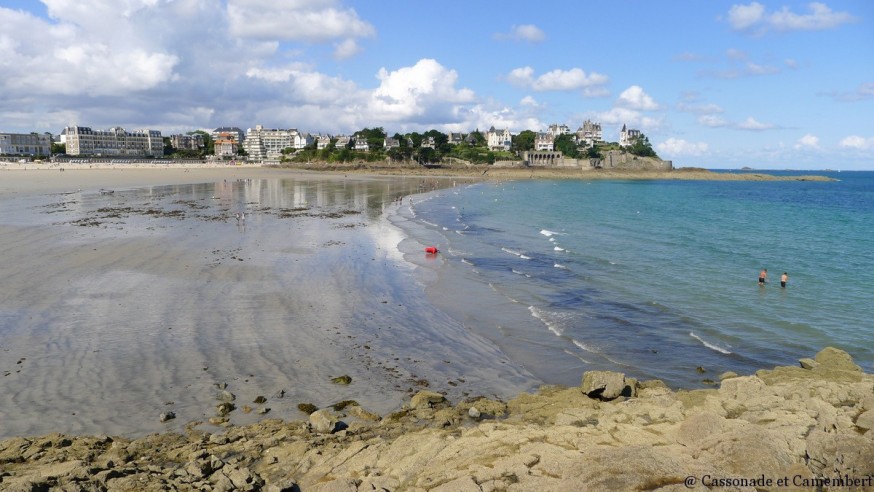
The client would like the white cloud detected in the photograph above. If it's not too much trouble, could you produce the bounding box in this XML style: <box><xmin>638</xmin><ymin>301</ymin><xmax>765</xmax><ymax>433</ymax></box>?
<box><xmin>333</xmin><ymin>39</ymin><xmax>361</xmax><ymax>60</ymax></box>
<box><xmin>617</xmin><ymin>85</ymin><xmax>658</xmax><ymax>110</ymax></box>
<box><xmin>795</xmin><ymin>133</ymin><xmax>821</xmax><ymax>150</ymax></box>
<box><xmin>657</xmin><ymin>138</ymin><xmax>709</xmax><ymax>156</ymax></box>
<box><xmin>506</xmin><ymin>67</ymin><xmax>535</xmax><ymax>87</ymax></box>
<box><xmin>678</xmin><ymin>102</ymin><xmax>724</xmax><ymax>115</ymax></box>
<box><xmin>367</xmin><ymin>59</ymin><xmax>476</xmax><ymax>124</ymax></box>
<box><xmin>727</xmin><ymin>2</ymin><xmax>857</xmax><ymax>33</ymax></box>
<box><xmin>227</xmin><ymin>0</ymin><xmax>375</xmax><ymax>42</ymax></box>
<box><xmin>745</xmin><ymin>62</ymin><xmax>779</xmax><ymax>75</ymax></box>
<box><xmin>727</xmin><ymin>2</ymin><xmax>765</xmax><ymax>30</ymax></box>
<box><xmin>507</xmin><ymin>67</ymin><xmax>608</xmax><ymax>92</ymax></box>
<box><xmin>519</xmin><ymin>96</ymin><xmax>539</xmax><ymax>107</ymax></box>
<box><xmin>494</xmin><ymin>24</ymin><xmax>546</xmax><ymax>42</ymax></box>
<box><xmin>770</xmin><ymin>2</ymin><xmax>856</xmax><ymax>31</ymax></box>
<box><xmin>737</xmin><ymin>117</ymin><xmax>774</xmax><ymax>131</ymax></box>
<box><xmin>532</xmin><ymin>68</ymin><xmax>608</xmax><ymax>91</ymax></box>
<box><xmin>698</xmin><ymin>115</ymin><xmax>729</xmax><ymax>128</ymax></box>
<box><xmin>839</xmin><ymin>135</ymin><xmax>874</xmax><ymax>150</ymax></box>
<box><xmin>593</xmin><ymin>108</ymin><xmax>662</xmax><ymax>134</ymax></box>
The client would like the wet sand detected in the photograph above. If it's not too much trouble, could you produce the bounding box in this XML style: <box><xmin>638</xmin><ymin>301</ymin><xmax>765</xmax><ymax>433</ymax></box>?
<box><xmin>0</xmin><ymin>167</ymin><xmax>539</xmax><ymax>439</ymax></box>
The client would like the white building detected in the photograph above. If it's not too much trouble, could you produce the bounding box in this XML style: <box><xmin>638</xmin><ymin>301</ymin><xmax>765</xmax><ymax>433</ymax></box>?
<box><xmin>535</xmin><ymin>132</ymin><xmax>554</xmax><ymax>151</ymax></box>
<box><xmin>214</xmin><ymin>137</ymin><xmax>239</xmax><ymax>158</ymax></box>
<box><xmin>619</xmin><ymin>124</ymin><xmax>641</xmax><ymax>147</ymax></box>
<box><xmin>420</xmin><ymin>136</ymin><xmax>436</xmax><ymax>149</ymax></box>
<box><xmin>316</xmin><ymin>135</ymin><xmax>332</xmax><ymax>150</ymax></box>
<box><xmin>353</xmin><ymin>137</ymin><xmax>370</xmax><ymax>152</ymax></box>
<box><xmin>486</xmin><ymin>127</ymin><xmax>512</xmax><ymax>151</ymax></box>
<box><xmin>547</xmin><ymin>124</ymin><xmax>570</xmax><ymax>137</ymax></box>
<box><xmin>243</xmin><ymin>125</ymin><xmax>307</xmax><ymax>161</ymax></box>
<box><xmin>63</xmin><ymin>126</ymin><xmax>163</xmax><ymax>157</ymax></box>
<box><xmin>170</xmin><ymin>133</ymin><xmax>205</xmax><ymax>151</ymax></box>
<box><xmin>0</xmin><ymin>132</ymin><xmax>52</xmax><ymax>156</ymax></box>
<box><xmin>576</xmin><ymin>120</ymin><xmax>603</xmax><ymax>148</ymax></box>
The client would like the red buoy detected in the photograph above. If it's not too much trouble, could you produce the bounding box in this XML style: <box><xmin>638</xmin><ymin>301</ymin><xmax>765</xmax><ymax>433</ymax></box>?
<box><xmin>425</xmin><ymin>246</ymin><xmax>438</xmax><ymax>254</ymax></box>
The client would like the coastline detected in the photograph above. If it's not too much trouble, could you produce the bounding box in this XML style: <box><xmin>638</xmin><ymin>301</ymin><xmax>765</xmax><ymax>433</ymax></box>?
<box><xmin>0</xmin><ymin>162</ymin><xmax>862</xmax><ymax>489</ymax></box>
<box><xmin>1</xmin><ymin>347</ymin><xmax>872</xmax><ymax>490</ymax></box>
<box><xmin>1</xmin><ymin>159</ymin><xmax>837</xmax><ymax>185</ymax></box>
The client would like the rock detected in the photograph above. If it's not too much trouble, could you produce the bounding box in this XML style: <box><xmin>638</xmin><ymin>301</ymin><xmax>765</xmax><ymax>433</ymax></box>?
<box><xmin>468</xmin><ymin>407</ymin><xmax>481</xmax><ymax>419</ymax></box>
<box><xmin>309</xmin><ymin>409</ymin><xmax>340</xmax><ymax>434</ymax></box>
<box><xmin>217</xmin><ymin>390</ymin><xmax>236</xmax><ymax>402</ymax></box>
<box><xmin>855</xmin><ymin>410</ymin><xmax>874</xmax><ymax>431</ymax></box>
<box><xmin>253</xmin><ymin>396</ymin><xmax>267</xmax><ymax>404</ymax></box>
<box><xmin>216</xmin><ymin>402</ymin><xmax>235</xmax><ymax>417</ymax></box>
<box><xmin>719</xmin><ymin>371</ymin><xmax>739</xmax><ymax>380</ymax></box>
<box><xmin>346</xmin><ymin>405</ymin><xmax>379</xmax><ymax>422</ymax></box>
<box><xmin>580</xmin><ymin>370</ymin><xmax>632</xmax><ymax>400</ymax></box>
<box><xmin>208</xmin><ymin>433</ymin><xmax>229</xmax><ymax>445</ymax></box>
<box><xmin>410</xmin><ymin>390</ymin><xmax>446</xmax><ymax>409</ymax></box>
<box><xmin>330</xmin><ymin>399</ymin><xmax>359</xmax><ymax>411</ymax></box>
<box><xmin>159</xmin><ymin>411</ymin><xmax>176</xmax><ymax>422</ymax></box>
<box><xmin>814</xmin><ymin>347</ymin><xmax>861</xmax><ymax>372</ymax></box>
<box><xmin>297</xmin><ymin>403</ymin><xmax>318</xmax><ymax>414</ymax></box>
<box><xmin>799</xmin><ymin>358</ymin><xmax>818</xmax><ymax>369</ymax></box>
<box><xmin>331</xmin><ymin>375</ymin><xmax>352</xmax><ymax>385</ymax></box>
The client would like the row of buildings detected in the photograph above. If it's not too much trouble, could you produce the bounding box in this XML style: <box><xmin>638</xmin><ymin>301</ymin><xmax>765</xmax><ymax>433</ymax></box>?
<box><xmin>1</xmin><ymin>121</ymin><xmax>643</xmax><ymax>159</ymax></box>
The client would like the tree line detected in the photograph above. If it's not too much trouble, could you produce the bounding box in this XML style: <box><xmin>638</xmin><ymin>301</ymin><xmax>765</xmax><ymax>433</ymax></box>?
<box><xmin>162</xmin><ymin>127</ymin><xmax>658</xmax><ymax>163</ymax></box>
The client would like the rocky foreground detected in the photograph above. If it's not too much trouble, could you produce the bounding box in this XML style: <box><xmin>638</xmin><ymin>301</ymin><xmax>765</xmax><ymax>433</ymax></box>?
<box><xmin>2</xmin><ymin>348</ymin><xmax>872</xmax><ymax>491</ymax></box>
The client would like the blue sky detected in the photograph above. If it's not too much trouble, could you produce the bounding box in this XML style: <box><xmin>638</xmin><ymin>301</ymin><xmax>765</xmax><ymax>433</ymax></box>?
<box><xmin>0</xmin><ymin>1</ymin><xmax>872</xmax><ymax>169</ymax></box>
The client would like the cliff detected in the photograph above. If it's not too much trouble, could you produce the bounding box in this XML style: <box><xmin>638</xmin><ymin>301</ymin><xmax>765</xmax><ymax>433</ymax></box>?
<box><xmin>1</xmin><ymin>347</ymin><xmax>872</xmax><ymax>491</ymax></box>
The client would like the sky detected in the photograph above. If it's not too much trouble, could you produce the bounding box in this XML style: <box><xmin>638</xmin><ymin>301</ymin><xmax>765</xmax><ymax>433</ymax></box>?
<box><xmin>1</xmin><ymin>0</ymin><xmax>872</xmax><ymax>169</ymax></box>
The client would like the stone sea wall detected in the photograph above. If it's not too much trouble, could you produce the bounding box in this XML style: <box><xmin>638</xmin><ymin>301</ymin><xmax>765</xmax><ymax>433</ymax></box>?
<box><xmin>1</xmin><ymin>347</ymin><xmax>872</xmax><ymax>491</ymax></box>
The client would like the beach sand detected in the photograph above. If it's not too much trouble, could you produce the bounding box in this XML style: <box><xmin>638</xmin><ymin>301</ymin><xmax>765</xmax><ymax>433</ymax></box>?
<box><xmin>0</xmin><ymin>166</ymin><xmax>539</xmax><ymax>439</ymax></box>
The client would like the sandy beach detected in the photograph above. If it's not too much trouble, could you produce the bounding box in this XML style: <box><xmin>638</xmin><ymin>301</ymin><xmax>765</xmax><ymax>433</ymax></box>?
<box><xmin>0</xmin><ymin>164</ymin><xmax>545</xmax><ymax>439</ymax></box>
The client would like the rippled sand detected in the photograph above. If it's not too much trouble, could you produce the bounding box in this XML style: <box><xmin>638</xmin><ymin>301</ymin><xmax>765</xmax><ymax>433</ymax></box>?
<box><xmin>0</xmin><ymin>168</ymin><xmax>538</xmax><ymax>438</ymax></box>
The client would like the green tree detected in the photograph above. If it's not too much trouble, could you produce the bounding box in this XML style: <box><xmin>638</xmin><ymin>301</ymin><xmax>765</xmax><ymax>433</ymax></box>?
<box><xmin>162</xmin><ymin>137</ymin><xmax>174</xmax><ymax>156</ymax></box>
<box><xmin>554</xmin><ymin>134</ymin><xmax>581</xmax><ymax>158</ymax></box>
<box><xmin>628</xmin><ymin>134</ymin><xmax>657</xmax><ymax>158</ymax></box>
<box><xmin>423</xmin><ymin>129</ymin><xmax>449</xmax><ymax>153</ymax></box>
<box><xmin>417</xmin><ymin>147</ymin><xmax>436</xmax><ymax>165</ymax></box>
<box><xmin>356</xmin><ymin>127</ymin><xmax>387</xmax><ymax>150</ymax></box>
<box><xmin>586</xmin><ymin>144</ymin><xmax>601</xmax><ymax>159</ymax></box>
<box><xmin>513</xmin><ymin>130</ymin><xmax>536</xmax><ymax>152</ymax></box>
<box><xmin>191</xmin><ymin>130</ymin><xmax>214</xmax><ymax>156</ymax></box>
<box><xmin>468</xmin><ymin>130</ymin><xmax>486</xmax><ymax>147</ymax></box>
<box><xmin>51</xmin><ymin>142</ymin><xmax>66</xmax><ymax>155</ymax></box>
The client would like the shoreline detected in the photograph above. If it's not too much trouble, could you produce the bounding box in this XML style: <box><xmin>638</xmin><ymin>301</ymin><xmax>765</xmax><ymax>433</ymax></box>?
<box><xmin>1</xmin><ymin>347</ymin><xmax>872</xmax><ymax>489</ymax></box>
<box><xmin>0</xmin><ymin>159</ymin><xmax>838</xmax><ymax>184</ymax></box>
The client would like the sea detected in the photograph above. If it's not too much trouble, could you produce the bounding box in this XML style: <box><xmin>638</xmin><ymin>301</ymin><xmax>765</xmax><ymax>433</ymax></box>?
<box><xmin>391</xmin><ymin>171</ymin><xmax>874</xmax><ymax>389</ymax></box>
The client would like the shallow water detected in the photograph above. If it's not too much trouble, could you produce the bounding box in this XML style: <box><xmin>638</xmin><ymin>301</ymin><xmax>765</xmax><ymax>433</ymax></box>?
<box><xmin>393</xmin><ymin>172</ymin><xmax>874</xmax><ymax>388</ymax></box>
<box><xmin>0</xmin><ymin>175</ymin><xmax>538</xmax><ymax>438</ymax></box>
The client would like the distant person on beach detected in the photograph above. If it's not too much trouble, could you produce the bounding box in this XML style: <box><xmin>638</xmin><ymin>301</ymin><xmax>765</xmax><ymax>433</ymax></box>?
<box><xmin>759</xmin><ymin>268</ymin><xmax>768</xmax><ymax>285</ymax></box>
<box><xmin>781</xmin><ymin>272</ymin><xmax>788</xmax><ymax>288</ymax></box>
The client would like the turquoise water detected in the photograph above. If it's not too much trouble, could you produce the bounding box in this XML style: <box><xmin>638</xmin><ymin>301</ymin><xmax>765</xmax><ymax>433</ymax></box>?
<box><xmin>394</xmin><ymin>171</ymin><xmax>874</xmax><ymax>388</ymax></box>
